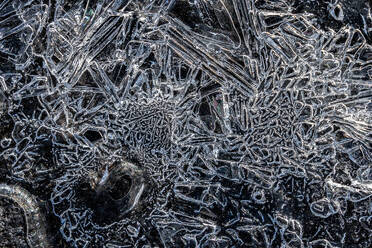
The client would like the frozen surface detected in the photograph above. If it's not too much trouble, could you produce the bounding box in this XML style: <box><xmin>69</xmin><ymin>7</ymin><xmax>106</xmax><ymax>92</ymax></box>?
<box><xmin>0</xmin><ymin>0</ymin><xmax>371</xmax><ymax>247</ymax></box>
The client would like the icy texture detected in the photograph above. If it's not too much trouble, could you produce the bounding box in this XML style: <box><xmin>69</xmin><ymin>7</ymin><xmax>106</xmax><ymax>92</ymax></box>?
<box><xmin>0</xmin><ymin>197</ymin><xmax>29</xmax><ymax>247</ymax></box>
<box><xmin>0</xmin><ymin>184</ymin><xmax>50</xmax><ymax>248</ymax></box>
<box><xmin>0</xmin><ymin>0</ymin><xmax>371</xmax><ymax>247</ymax></box>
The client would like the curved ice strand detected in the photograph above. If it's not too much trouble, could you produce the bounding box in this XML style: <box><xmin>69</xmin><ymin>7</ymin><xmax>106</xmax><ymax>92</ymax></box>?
<box><xmin>0</xmin><ymin>183</ymin><xmax>51</xmax><ymax>248</ymax></box>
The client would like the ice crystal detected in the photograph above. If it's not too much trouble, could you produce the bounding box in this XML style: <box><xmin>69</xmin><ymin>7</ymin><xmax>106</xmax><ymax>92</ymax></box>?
<box><xmin>0</xmin><ymin>0</ymin><xmax>371</xmax><ymax>247</ymax></box>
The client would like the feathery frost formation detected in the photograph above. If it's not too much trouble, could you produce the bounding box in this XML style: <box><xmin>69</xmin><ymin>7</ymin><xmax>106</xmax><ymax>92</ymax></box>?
<box><xmin>0</xmin><ymin>0</ymin><xmax>371</xmax><ymax>247</ymax></box>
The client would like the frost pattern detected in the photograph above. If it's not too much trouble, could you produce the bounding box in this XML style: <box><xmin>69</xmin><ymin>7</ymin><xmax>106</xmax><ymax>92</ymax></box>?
<box><xmin>0</xmin><ymin>0</ymin><xmax>371</xmax><ymax>247</ymax></box>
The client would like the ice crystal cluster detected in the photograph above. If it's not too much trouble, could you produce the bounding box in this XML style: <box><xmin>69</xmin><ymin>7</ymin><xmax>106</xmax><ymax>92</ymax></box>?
<box><xmin>0</xmin><ymin>0</ymin><xmax>371</xmax><ymax>247</ymax></box>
